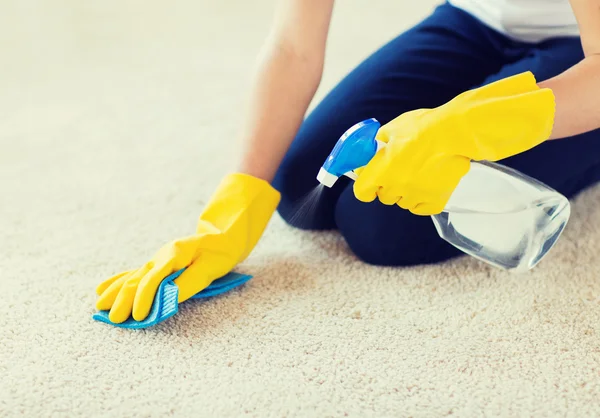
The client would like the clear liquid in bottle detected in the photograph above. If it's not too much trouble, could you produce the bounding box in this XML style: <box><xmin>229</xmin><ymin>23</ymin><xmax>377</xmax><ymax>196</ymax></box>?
<box><xmin>432</xmin><ymin>161</ymin><xmax>570</xmax><ymax>272</ymax></box>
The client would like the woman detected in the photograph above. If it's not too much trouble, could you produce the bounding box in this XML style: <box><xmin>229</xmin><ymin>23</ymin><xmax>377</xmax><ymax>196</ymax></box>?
<box><xmin>96</xmin><ymin>0</ymin><xmax>600</xmax><ymax>323</ymax></box>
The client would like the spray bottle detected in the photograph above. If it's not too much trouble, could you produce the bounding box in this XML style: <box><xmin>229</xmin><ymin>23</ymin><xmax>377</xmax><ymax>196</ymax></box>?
<box><xmin>317</xmin><ymin>118</ymin><xmax>570</xmax><ymax>272</ymax></box>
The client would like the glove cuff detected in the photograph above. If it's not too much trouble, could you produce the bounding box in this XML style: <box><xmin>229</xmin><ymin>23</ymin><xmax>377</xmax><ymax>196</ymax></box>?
<box><xmin>197</xmin><ymin>172</ymin><xmax>281</xmax><ymax>261</ymax></box>
<box><xmin>440</xmin><ymin>72</ymin><xmax>555</xmax><ymax>161</ymax></box>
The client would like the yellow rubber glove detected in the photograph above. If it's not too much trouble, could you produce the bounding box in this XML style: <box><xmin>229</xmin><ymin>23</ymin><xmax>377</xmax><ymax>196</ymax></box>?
<box><xmin>95</xmin><ymin>173</ymin><xmax>280</xmax><ymax>323</ymax></box>
<box><xmin>353</xmin><ymin>71</ymin><xmax>556</xmax><ymax>215</ymax></box>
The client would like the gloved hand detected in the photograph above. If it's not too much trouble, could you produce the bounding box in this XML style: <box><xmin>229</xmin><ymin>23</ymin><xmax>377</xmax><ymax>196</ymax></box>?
<box><xmin>95</xmin><ymin>173</ymin><xmax>280</xmax><ymax>323</ymax></box>
<box><xmin>353</xmin><ymin>71</ymin><xmax>556</xmax><ymax>215</ymax></box>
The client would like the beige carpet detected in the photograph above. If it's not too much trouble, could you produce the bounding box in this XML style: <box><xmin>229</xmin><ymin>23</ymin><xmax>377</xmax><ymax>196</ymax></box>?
<box><xmin>2</xmin><ymin>1</ymin><xmax>600</xmax><ymax>416</ymax></box>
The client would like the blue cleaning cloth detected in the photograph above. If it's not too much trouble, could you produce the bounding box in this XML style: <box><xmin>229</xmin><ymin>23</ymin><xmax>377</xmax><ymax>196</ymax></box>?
<box><xmin>92</xmin><ymin>269</ymin><xmax>252</xmax><ymax>329</ymax></box>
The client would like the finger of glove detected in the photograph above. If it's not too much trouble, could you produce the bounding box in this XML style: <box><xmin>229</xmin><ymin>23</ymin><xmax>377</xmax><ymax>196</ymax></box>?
<box><xmin>108</xmin><ymin>279</ymin><xmax>139</xmax><ymax>324</ymax></box>
<box><xmin>375</xmin><ymin>129</ymin><xmax>391</xmax><ymax>144</ymax></box>
<box><xmin>397</xmin><ymin>194</ymin><xmax>421</xmax><ymax>211</ymax></box>
<box><xmin>411</xmin><ymin>201</ymin><xmax>446</xmax><ymax>216</ymax></box>
<box><xmin>353</xmin><ymin>166</ymin><xmax>365</xmax><ymax>176</ymax></box>
<box><xmin>411</xmin><ymin>202</ymin><xmax>444</xmax><ymax>216</ymax></box>
<box><xmin>95</xmin><ymin>271</ymin><xmax>134</xmax><ymax>311</ymax></box>
<box><xmin>107</xmin><ymin>264</ymin><xmax>153</xmax><ymax>322</ymax></box>
<box><xmin>95</xmin><ymin>270</ymin><xmax>136</xmax><ymax>296</ymax></box>
<box><xmin>353</xmin><ymin>179</ymin><xmax>378</xmax><ymax>203</ymax></box>
<box><xmin>353</xmin><ymin>154</ymin><xmax>386</xmax><ymax>203</ymax></box>
<box><xmin>376</xmin><ymin>186</ymin><xmax>401</xmax><ymax>206</ymax></box>
<box><xmin>96</xmin><ymin>263</ymin><xmax>151</xmax><ymax>311</ymax></box>
<box><xmin>132</xmin><ymin>260</ymin><xmax>175</xmax><ymax>321</ymax></box>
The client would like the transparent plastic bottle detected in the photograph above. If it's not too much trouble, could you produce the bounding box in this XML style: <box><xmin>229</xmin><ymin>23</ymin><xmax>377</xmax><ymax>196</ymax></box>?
<box><xmin>434</xmin><ymin>161</ymin><xmax>570</xmax><ymax>272</ymax></box>
<box><xmin>317</xmin><ymin>118</ymin><xmax>571</xmax><ymax>272</ymax></box>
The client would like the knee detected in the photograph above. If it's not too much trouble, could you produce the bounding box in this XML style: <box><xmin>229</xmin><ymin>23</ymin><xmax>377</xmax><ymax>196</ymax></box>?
<box><xmin>335</xmin><ymin>187</ymin><xmax>462</xmax><ymax>266</ymax></box>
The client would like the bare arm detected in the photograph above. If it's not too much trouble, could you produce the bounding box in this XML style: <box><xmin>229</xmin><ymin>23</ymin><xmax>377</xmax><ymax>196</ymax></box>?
<box><xmin>235</xmin><ymin>0</ymin><xmax>335</xmax><ymax>182</ymax></box>
<box><xmin>540</xmin><ymin>0</ymin><xmax>600</xmax><ymax>139</ymax></box>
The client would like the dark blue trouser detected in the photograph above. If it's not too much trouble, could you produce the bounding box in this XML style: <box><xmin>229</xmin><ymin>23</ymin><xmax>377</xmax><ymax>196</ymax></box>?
<box><xmin>272</xmin><ymin>2</ymin><xmax>600</xmax><ymax>266</ymax></box>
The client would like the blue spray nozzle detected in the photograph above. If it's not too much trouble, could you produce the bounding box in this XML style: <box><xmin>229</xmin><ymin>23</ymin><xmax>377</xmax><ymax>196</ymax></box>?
<box><xmin>317</xmin><ymin>118</ymin><xmax>381</xmax><ymax>187</ymax></box>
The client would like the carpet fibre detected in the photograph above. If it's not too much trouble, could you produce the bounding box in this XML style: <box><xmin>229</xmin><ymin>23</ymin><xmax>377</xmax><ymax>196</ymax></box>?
<box><xmin>2</xmin><ymin>1</ymin><xmax>600</xmax><ymax>417</ymax></box>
